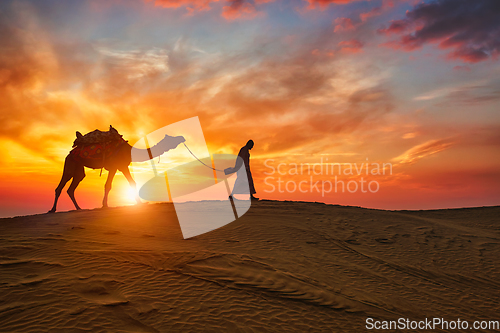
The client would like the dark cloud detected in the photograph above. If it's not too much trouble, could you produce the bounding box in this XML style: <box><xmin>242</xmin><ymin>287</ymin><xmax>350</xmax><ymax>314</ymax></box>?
<box><xmin>378</xmin><ymin>0</ymin><xmax>500</xmax><ymax>63</ymax></box>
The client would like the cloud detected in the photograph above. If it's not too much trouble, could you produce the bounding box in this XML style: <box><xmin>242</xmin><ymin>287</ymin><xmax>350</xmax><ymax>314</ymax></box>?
<box><xmin>360</xmin><ymin>0</ymin><xmax>394</xmax><ymax>22</ymax></box>
<box><xmin>144</xmin><ymin>0</ymin><xmax>217</xmax><ymax>11</ymax></box>
<box><xmin>136</xmin><ymin>30</ymin><xmax>395</xmax><ymax>157</ymax></box>
<box><xmin>392</xmin><ymin>138</ymin><xmax>454</xmax><ymax>164</ymax></box>
<box><xmin>198</xmin><ymin>52</ymin><xmax>394</xmax><ymax>156</ymax></box>
<box><xmin>453</xmin><ymin>65</ymin><xmax>470</xmax><ymax>72</ymax></box>
<box><xmin>144</xmin><ymin>0</ymin><xmax>272</xmax><ymax>19</ymax></box>
<box><xmin>334</xmin><ymin>17</ymin><xmax>355</xmax><ymax>32</ymax></box>
<box><xmin>338</xmin><ymin>39</ymin><xmax>364</xmax><ymax>53</ymax></box>
<box><xmin>0</xmin><ymin>0</ymin><xmax>396</xmax><ymax>167</ymax></box>
<box><xmin>305</xmin><ymin>0</ymin><xmax>362</xmax><ymax>10</ymax></box>
<box><xmin>95</xmin><ymin>47</ymin><xmax>169</xmax><ymax>79</ymax></box>
<box><xmin>0</xmin><ymin>2</ymin><xmax>81</xmax><ymax>158</ymax></box>
<box><xmin>414</xmin><ymin>79</ymin><xmax>500</xmax><ymax>105</ymax></box>
<box><xmin>333</xmin><ymin>0</ymin><xmax>397</xmax><ymax>34</ymax></box>
<box><xmin>377</xmin><ymin>19</ymin><xmax>407</xmax><ymax>35</ymax></box>
<box><xmin>0</xmin><ymin>2</ymin><xmax>173</xmax><ymax>160</ymax></box>
<box><xmin>378</xmin><ymin>0</ymin><xmax>500</xmax><ymax>63</ymax></box>
<box><xmin>222</xmin><ymin>0</ymin><xmax>259</xmax><ymax>20</ymax></box>
<box><xmin>402</xmin><ymin>132</ymin><xmax>416</xmax><ymax>139</ymax></box>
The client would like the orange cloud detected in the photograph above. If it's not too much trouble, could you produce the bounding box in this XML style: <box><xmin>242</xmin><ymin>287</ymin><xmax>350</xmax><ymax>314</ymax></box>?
<box><xmin>305</xmin><ymin>0</ymin><xmax>362</xmax><ymax>10</ymax></box>
<box><xmin>0</xmin><ymin>0</ymin><xmax>392</xmax><ymax>171</ymax></box>
<box><xmin>145</xmin><ymin>0</ymin><xmax>218</xmax><ymax>11</ymax></box>
<box><xmin>392</xmin><ymin>139</ymin><xmax>454</xmax><ymax>165</ymax></box>
<box><xmin>144</xmin><ymin>0</ymin><xmax>273</xmax><ymax>20</ymax></box>
<box><xmin>222</xmin><ymin>0</ymin><xmax>258</xmax><ymax>20</ymax></box>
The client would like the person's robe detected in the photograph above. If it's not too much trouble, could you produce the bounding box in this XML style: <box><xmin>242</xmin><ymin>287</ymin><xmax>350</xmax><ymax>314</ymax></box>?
<box><xmin>231</xmin><ymin>146</ymin><xmax>256</xmax><ymax>195</ymax></box>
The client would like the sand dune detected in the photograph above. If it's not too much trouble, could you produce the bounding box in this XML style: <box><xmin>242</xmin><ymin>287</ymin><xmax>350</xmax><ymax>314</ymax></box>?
<box><xmin>1</xmin><ymin>201</ymin><xmax>499</xmax><ymax>332</ymax></box>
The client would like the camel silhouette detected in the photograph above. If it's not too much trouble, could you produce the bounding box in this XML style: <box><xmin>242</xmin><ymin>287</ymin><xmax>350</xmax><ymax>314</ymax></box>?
<box><xmin>49</xmin><ymin>129</ymin><xmax>185</xmax><ymax>213</ymax></box>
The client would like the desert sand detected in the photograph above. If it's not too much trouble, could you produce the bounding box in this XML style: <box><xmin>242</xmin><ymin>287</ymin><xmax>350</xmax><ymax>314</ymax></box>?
<box><xmin>0</xmin><ymin>201</ymin><xmax>499</xmax><ymax>332</ymax></box>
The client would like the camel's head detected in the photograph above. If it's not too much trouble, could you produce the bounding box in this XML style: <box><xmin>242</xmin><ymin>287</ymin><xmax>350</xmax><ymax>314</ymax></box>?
<box><xmin>164</xmin><ymin>134</ymin><xmax>185</xmax><ymax>142</ymax></box>
<box><xmin>174</xmin><ymin>135</ymin><xmax>186</xmax><ymax>144</ymax></box>
<box><xmin>160</xmin><ymin>134</ymin><xmax>185</xmax><ymax>151</ymax></box>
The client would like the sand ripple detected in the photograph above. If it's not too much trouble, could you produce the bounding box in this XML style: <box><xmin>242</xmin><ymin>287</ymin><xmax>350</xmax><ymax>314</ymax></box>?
<box><xmin>0</xmin><ymin>202</ymin><xmax>499</xmax><ymax>332</ymax></box>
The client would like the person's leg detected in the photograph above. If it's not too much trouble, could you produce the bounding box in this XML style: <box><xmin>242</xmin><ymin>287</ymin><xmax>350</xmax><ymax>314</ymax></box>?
<box><xmin>247</xmin><ymin>170</ymin><xmax>259</xmax><ymax>200</ymax></box>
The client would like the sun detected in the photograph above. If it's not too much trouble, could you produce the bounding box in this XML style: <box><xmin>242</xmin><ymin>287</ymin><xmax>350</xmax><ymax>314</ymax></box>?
<box><xmin>124</xmin><ymin>187</ymin><xmax>139</xmax><ymax>204</ymax></box>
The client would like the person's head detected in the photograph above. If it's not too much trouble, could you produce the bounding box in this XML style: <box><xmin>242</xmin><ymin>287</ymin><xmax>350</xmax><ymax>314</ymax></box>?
<box><xmin>246</xmin><ymin>139</ymin><xmax>254</xmax><ymax>150</ymax></box>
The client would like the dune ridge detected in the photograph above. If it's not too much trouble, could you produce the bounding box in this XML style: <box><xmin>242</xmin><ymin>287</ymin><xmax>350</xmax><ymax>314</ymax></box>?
<box><xmin>1</xmin><ymin>201</ymin><xmax>499</xmax><ymax>332</ymax></box>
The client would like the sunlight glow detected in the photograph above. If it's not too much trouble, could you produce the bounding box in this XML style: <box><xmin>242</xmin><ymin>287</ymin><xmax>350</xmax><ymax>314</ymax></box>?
<box><xmin>124</xmin><ymin>187</ymin><xmax>138</xmax><ymax>204</ymax></box>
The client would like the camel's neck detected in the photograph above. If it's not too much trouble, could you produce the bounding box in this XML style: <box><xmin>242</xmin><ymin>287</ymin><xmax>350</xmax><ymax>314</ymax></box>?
<box><xmin>133</xmin><ymin>146</ymin><xmax>165</xmax><ymax>160</ymax></box>
<box><xmin>130</xmin><ymin>136</ymin><xmax>183</xmax><ymax>163</ymax></box>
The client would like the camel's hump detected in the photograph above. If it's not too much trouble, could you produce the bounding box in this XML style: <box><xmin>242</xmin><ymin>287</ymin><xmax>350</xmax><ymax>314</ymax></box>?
<box><xmin>73</xmin><ymin>127</ymin><xmax>123</xmax><ymax>147</ymax></box>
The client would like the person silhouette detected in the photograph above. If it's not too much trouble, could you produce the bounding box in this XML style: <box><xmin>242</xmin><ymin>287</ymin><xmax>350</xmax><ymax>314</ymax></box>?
<box><xmin>230</xmin><ymin>140</ymin><xmax>258</xmax><ymax>201</ymax></box>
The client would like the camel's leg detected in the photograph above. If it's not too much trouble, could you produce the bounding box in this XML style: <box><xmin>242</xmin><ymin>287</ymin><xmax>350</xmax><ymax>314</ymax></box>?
<box><xmin>102</xmin><ymin>168</ymin><xmax>117</xmax><ymax>208</ymax></box>
<box><xmin>121</xmin><ymin>166</ymin><xmax>142</xmax><ymax>204</ymax></box>
<box><xmin>49</xmin><ymin>156</ymin><xmax>75</xmax><ymax>213</ymax></box>
<box><xmin>67</xmin><ymin>164</ymin><xmax>86</xmax><ymax>210</ymax></box>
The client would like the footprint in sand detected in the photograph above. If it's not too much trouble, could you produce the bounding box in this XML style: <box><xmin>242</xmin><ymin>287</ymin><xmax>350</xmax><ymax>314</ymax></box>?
<box><xmin>104</xmin><ymin>231</ymin><xmax>121</xmax><ymax>235</ymax></box>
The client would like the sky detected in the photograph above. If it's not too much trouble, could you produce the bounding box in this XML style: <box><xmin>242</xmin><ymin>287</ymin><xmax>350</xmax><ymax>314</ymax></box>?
<box><xmin>0</xmin><ymin>0</ymin><xmax>499</xmax><ymax>217</ymax></box>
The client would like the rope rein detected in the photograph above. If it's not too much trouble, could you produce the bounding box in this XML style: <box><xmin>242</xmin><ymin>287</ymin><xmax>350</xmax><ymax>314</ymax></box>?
<box><xmin>183</xmin><ymin>143</ymin><xmax>226</xmax><ymax>172</ymax></box>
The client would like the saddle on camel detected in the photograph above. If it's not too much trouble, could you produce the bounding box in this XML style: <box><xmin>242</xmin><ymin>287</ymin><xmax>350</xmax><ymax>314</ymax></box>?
<box><xmin>70</xmin><ymin>126</ymin><xmax>127</xmax><ymax>170</ymax></box>
<box><xmin>49</xmin><ymin>126</ymin><xmax>185</xmax><ymax>213</ymax></box>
